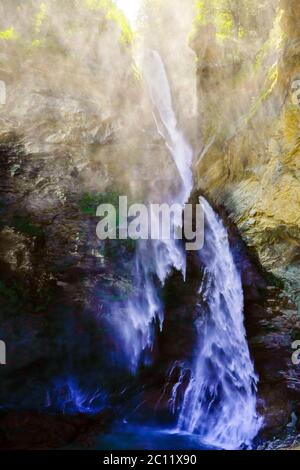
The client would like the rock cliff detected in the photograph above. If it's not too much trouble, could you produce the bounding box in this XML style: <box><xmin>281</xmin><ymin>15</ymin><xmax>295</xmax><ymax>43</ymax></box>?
<box><xmin>194</xmin><ymin>0</ymin><xmax>300</xmax><ymax>312</ymax></box>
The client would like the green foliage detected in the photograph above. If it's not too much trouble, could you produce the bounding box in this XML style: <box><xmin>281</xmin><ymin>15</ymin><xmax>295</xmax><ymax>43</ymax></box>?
<box><xmin>0</xmin><ymin>26</ymin><xmax>17</xmax><ymax>40</ymax></box>
<box><xmin>30</xmin><ymin>39</ymin><xmax>45</xmax><ymax>48</ymax></box>
<box><xmin>195</xmin><ymin>0</ymin><xmax>235</xmax><ymax>39</ymax></box>
<box><xmin>79</xmin><ymin>191</ymin><xmax>137</xmax><ymax>257</ymax></box>
<box><xmin>34</xmin><ymin>2</ymin><xmax>48</xmax><ymax>34</ymax></box>
<box><xmin>0</xmin><ymin>0</ymin><xmax>134</xmax><ymax>55</ymax></box>
<box><xmin>85</xmin><ymin>0</ymin><xmax>134</xmax><ymax>45</ymax></box>
<box><xmin>194</xmin><ymin>0</ymin><xmax>277</xmax><ymax>41</ymax></box>
<box><xmin>79</xmin><ymin>191</ymin><xmax>121</xmax><ymax>216</ymax></box>
<box><xmin>217</xmin><ymin>10</ymin><xmax>235</xmax><ymax>39</ymax></box>
<box><xmin>265</xmin><ymin>272</ymin><xmax>285</xmax><ymax>289</ymax></box>
<box><xmin>12</xmin><ymin>216</ymin><xmax>44</xmax><ymax>238</ymax></box>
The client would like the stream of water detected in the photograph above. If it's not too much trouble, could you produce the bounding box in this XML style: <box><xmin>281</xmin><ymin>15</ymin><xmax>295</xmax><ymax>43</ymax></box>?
<box><xmin>112</xmin><ymin>50</ymin><xmax>193</xmax><ymax>372</ymax></box>
<box><xmin>108</xmin><ymin>50</ymin><xmax>261</xmax><ymax>450</ymax></box>
<box><xmin>173</xmin><ymin>198</ymin><xmax>262</xmax><ymax>449</ymax></box>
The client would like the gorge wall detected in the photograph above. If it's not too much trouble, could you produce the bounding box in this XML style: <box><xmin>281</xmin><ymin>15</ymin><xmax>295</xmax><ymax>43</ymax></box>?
<box><xmin>192</xmin><ymin>0</ymin><xmax>300</xmax><ymax>442</ymax></box>
<box><xmin>194</xmin><ymin>0</ymin><xmax>300</xmax><ymax>311</ymax></box>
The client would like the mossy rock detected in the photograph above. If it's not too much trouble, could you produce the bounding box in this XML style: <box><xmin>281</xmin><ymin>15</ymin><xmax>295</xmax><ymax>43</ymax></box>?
<box><xmin>11</xmin><ymin>216</ymin><xmax>44</xmax><ymax>239</ymax></box>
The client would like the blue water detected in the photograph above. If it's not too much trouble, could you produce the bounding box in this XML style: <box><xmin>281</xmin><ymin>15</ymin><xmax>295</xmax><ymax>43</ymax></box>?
<box><xmin>94</xmin><ymin>423</ymin><xmax>216</xmax><ymax>450</ymax></box>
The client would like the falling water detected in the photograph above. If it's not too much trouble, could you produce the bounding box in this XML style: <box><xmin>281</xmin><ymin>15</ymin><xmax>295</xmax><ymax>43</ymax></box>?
<box><xmin>174</xmin><ymin>199</ymin><xmax>262</xmax><ymax>449</ymax></box>
<box><xmin>113</xmin><ymin>50</ymin><xmax>261</xmax><ymax>448</ymax></box>
<box><xmin>112</xmin><ymin>50</ymin><xmax>193</xmax><ymax>372</ymax></box>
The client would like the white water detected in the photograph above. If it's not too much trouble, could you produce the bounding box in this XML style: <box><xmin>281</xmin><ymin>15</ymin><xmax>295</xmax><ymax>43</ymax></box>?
<box><xmin>113</xmin><ymin>50</ymin><xmax>193</xmax><ymax>372</ymax></box>
<box><xmin>174</xmin><ymin>199</ymin><xmax>262</xmax><ymax>449</ymax></box>
<box><xmin>113</xmin><ymin>50</ymin><xmax>261</xmax><ymax>448</ymax></box>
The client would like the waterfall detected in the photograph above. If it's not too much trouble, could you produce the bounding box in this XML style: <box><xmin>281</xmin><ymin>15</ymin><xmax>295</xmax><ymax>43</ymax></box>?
<box><xmin>174</xmin><ymin>199</ymin><xmax>262</xmax><ymax>449</ymax></box>
<box><xmin>112</xmin><ymin>50</ymin><xmax>261</xmax><ymax>448</ymax></box>
<box><xmin>112</xmin><ymin>50</ymin><xmax>193</xmax><ymax>372</ymax></box>
<box><xmin>143</xmin><ymin>50</ymin><xmax>193</xmax><ymax>204</ymax></box>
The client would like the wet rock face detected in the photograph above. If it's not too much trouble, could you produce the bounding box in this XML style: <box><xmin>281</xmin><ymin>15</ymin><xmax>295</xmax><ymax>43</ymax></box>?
<box><xmin>0</xmin><ymin>2</ymin><xmax>183</xmax><ymax>449</ymax></box>
<box><xmin>0</xmin><ymin>4</ymin><xmax>137</xmax><ymax>445</ymax></box>
<box><xmin>194</xmin><ymin>3</ymin><xmax>300</xmax><ymax>312</ymax></box>
<box><xmin>246</xmin><ymin>285</ymin><xmax>300</xmax><ymax>438</ymax></box>
<box><xmin>280</xmin><ymin>0</ymin><xmax>300</xmax><ymax>40</ymax></box>
<box><xmin>192</xmin><ymin>1</ymin><xmax>300</xmax><ymax>442</ymax></box>
<box><xmin>0</xmin><ymin>119</ymin><xmax>148</xmax><ymax>419</ymax></box>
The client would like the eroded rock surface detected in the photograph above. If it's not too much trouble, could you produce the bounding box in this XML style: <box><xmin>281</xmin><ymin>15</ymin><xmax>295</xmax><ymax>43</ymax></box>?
<box><xmin>192</xmin><ymin>0</ymin><xmax>300</xmax><ymax>440</ymax></box>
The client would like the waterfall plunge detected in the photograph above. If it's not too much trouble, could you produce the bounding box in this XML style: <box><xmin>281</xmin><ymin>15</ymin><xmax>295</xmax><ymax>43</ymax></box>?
<box><xmin>175</xmin><ymin>198</ymin><xmax>262</xmax><ymax>449</ymax></box>
<box><xmin>113</xmin><ymin>50</ymin><xmax>261</xmax><ymax>448</ymax></box>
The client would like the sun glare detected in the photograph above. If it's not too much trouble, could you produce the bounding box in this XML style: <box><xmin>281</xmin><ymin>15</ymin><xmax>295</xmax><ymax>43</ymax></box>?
<box><xmin>115</xmin><ymin>0</ymin><xmax>140</xmax><ymax>26</ymax></box>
